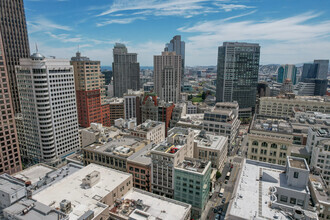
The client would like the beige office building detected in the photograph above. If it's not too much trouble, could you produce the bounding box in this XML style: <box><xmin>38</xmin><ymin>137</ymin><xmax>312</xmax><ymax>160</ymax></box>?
<box><xmin>154</xmin><ymin>51</ymin><xmax>182</xmax><ymax>103</ymax></box>
<box><xmin>259</xmin><ymin>93</ymin><xmax>330</xmax><ymax>117</ymax></box>
<box><xmin>247</xmin><ymin>115</ymin><xmax>293</xmax><ymax>166</ymax></box>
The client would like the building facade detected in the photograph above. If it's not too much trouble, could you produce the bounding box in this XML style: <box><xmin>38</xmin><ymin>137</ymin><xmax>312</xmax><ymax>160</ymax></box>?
<box><xmin>106</xmin><ymin>98</ymin><xmax>125</xmax><ymax>126</ymax></box>
<box><xmin>259</xmin><ymin>94</ymin><xmax>330</xmax><ymax>117</ymax></box>
<box><xmin>154</xmin><ymin>51</ymin><xmax>182</xmax><ymax>103</ymax></box>
<box><xmin>112</xmin><ymin>43</ymin><xmax>140</xmax><ymax>97</ymax></box>
<box><xmin>0</xmin><ymin>34</ymin><xmax>22</xmax><ymax>174</ymax></box>
<box><xmin>203</xmin><ymin>102</ymin><xmax>240</xmax><ymax>147</ymax></box>
<box><xmin>277</xmin><ymin>64</ymin><xmax>297</xmax><ymax>85</ymax></box>
<box><xmin>124</xmin><ymin>90</ymin><xmax>143</xmax><ymax>124</ymax></box>
<box><xmin>71</xmin><ymin>52</ymin><xmax>110</xmax><ymax>127</ymax></box>
<box><xmin>310</xmin><ymin>139</ymin><xmax>330</xmax><ymax>185</ymax></box>
<box><xmin>151</xmin><ymin>128</ymin><xmax>194</xmax><ymax>198</ymax></box>
<box><xmin>0</xmin><ymin>0</ymin><xmax>30</xmax><ymax>113</ymax></box>
<box><xmin>216</xmin><ymin>42</ymin><xmax>260</xmax><ymax>116</ymax></box>
<box><xmin>174</xmin><ymin>158</ymin><xmax>211</xmax><ymax>219</ymax></box>
<box><xmin>247</xmin><ymin>115</ymin><xmax>292</xmax><ymax>166</ymax></box>
<box><xmin>164</xmin><ymin>35</ymin><xmax>185</xmax><ymax>88</ymax></box>
<box><xmin>16</xmin><ymin>53</ymin><xmax>80</xmax><ymax>166</ymax></box>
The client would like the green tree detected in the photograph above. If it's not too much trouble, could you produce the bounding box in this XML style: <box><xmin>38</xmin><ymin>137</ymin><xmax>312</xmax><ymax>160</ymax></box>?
<box><xmin>216</xmin><ymin>171</ymin><xmax>221</xmax><ymax>179</ymax></box>
<box><xmin>201</xmin><ymin>91</ymin><xmax>206</xmax><ymax>100</ymax></box>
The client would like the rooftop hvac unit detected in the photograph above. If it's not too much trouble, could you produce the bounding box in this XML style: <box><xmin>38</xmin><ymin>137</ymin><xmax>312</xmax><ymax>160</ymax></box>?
<box><xmin>82</xmin><ymin>171</ymin><xmax>100</xmax><ymax>188</ymax></box>
<box><xmin>60</xmin><ymin>199</ymin><xmax>71</xmax><ymax>214</ymax></box>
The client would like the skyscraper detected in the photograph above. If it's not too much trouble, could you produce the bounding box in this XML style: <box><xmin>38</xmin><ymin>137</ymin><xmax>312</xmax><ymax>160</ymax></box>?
<box><xmin>71</xmin><ymin>52</ymin><xmax>110</xmax><ymax>127</ymax></box>
<box><xmin>164</xmin><ymin>35</ymin><xmax>185</xmax><ymax>88</ymax></box>
<box><xmin>216</xmin><ymin>42</ymin><xmax>260</xmax><ymax>117</ymax></box>
<box><xmin>16</xmin><ymin>53</ymin><xmax>80</xmax><ymax>166</ymax></box>
<box><xmin>112</xmin><ymin>43</ymin><xmax>140</xmax><ymax>97</ymax></box>
<box><xmin>0</xmin><ymin>0</ymin><xmax>30</xmax><ymax>113</ymax></box>
<box><xmin>276</xmin><ymin>64</ymin><xmax>297</xmax><ymax>85</ymax></box>
<box><xmin>0</xmin><ymin>33</ymin><xmax>22</xmax><ymax>174</ymax></box>
<box><xmin>154</xmin><ymin>51</ymin><xmax>182</xmax><ymax>103</ymax></box>
<box><xmin>314</xmin><ymin>60</ymin><xmax>329</xmax><ymax>80</ymax></box>
<box><xmin>301</xmin><ymin>60</ymin><xmax>329</xmax><ymax>81</ymax></box>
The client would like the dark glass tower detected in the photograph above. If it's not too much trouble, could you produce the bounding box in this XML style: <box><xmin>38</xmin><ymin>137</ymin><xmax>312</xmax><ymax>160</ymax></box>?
<box><xmin>0</xmin><ymin>0</ymin><xmax>30</xmax><ymax>113</ymax></box>
<box><xmin>216</xmin><ymin>42</ymin><xmax>260</xmax><ymax>116</ymax></box>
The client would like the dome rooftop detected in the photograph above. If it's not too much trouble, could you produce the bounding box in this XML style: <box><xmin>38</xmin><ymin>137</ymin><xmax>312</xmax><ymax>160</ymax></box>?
<box><xmin>31</xmin><ymin>52</ymin><xmax>45</xmax><ymax>60</ymax></box>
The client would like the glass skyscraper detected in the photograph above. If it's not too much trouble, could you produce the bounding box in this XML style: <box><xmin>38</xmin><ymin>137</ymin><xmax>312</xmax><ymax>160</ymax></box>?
<box><xmin>216</xmin><ymin>42</ymin><xmax>260</xmax><ymax>117</ymax></box>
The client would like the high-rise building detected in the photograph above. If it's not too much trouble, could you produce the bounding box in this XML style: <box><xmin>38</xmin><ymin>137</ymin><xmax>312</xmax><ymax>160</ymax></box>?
<box><xmin>0</xmin><ymin>34</ymin><xmax>22</xmax><ymax>174</ymax></box>
<box><xmin>314</xmin><ymin>60</ymin><xmax>329</xmax><ymax>80</ymax></box>
<box><xmin>112</xmin><ymin>43</ymin><xmax>140</xmax><ymax>97</ymax></box>
<box><xmin>70</xmin><ymin>52</ymin><xmax>110</xmax><ymax>127</ymax></box>
<box><xmin>0</xmin><ymin>0</ymin><xmax>30</xmax><ymax>113</ymax></box>
<box><xmin>124</xmin><ymin>90</ymin><xmax>143</xmax><ymax>125</ymax></box>
<box><xmin>164</xmin><ymin>35</ymin><xmax>185</xmax><ymax>88</ymax></box>
<box><xmin>216</xmin><ymin>42</ymin><xmax>260</xmax><ymax>117</ymax></box>
<box><xmin>276</xmin><ymin>64</ymin><xmax>298</xmax><ymax>85</ymax></box>
<box><xmin>16</xmin><ymin>53</ymin><xmax>80</xmax><ymax>166</ymax></box>
<box><xmin>154</xmin><ymin>51</ymin><xmax>182</xmax><ymax>103</ymax></box>
<box><xmin>301</xmin><ymin>60</ymin><xmax>329</xmax><ymax>81</ymax></box>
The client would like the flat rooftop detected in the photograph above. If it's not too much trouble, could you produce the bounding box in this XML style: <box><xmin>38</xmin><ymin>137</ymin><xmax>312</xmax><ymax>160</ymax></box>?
<box><xmin>168</xmin><ymin>127</ymin><xmax>192</xmax><ymax>136</ymax></box>
<box><xmin>13</xmin><ymin>164</ymin><xmax>56</xmax><ymax>185</ymax></box>
<box><xmin>227</xmin><ymin>159</ymin><xmax>310</xmax><ymax>220</ymax></box>
<box><xmin>194</xmin><ymin>132</ymin><xmax>227</xmax><ymax>151</ymax></box>
<box><xmin>84</xmin><ymin>135</ymin><xmax>149</xmax><ymax>157</ymax></box>
<box><xmin>251</xmin><ymin>115</ymin><xmax>293</xmax><ymax>134</ymax></box>
<box><xmin>33</xmin><ymin>163</ymin><xmax>132</xmax><ymax>220</ymax></box>
<box><xmin>0</xmin><ymin>174</ymin><xmax>25</xmax><ymax>194</ymax></box>
<box><xmin>153</xmin><ymin>141</ymin><xmax>184</xmax><ymax>154</ymax></box>
<box><xmin>3</xmin><ymin>199</ymin><xmax>68</xmax><ymax>220</ymax></box>
<box><xmin>309</xmin><ymin>175</ymin><xmax>330</xmax><ymax>205</ymax></box>
<box><xmin>135</xmin><ymin>120</ymin><xmax>164</xmax><ymax>132</ymax></box>
<box><xmin>110</xmin><ymin>188</ymin><xmax>190</xmax><ymax>220</ymax></box>
<box><xmin>288</xmin><ymin>157</ymin><xmax>308</xmax><ymax>170</ymax></box>
<box><xmin>29</xmin><ymin>163</ymin><xmax>83</xmax><ymax>195</ymax></box>
<box><xmin>127</xmin><ymin>143</ymin><xmax>153</xmax><ymax>166</ymax></box>
<box><xmin>176</xmin><ymin>158</ymin><xmax>211</xmax><ymax>174</ymax></box>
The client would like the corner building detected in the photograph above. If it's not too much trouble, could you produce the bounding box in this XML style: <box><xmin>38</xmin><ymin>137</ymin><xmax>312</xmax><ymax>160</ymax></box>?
<box><xmin>16</xmin><ymin>53</ymin><xmax>80</xmax><ymax>166</ymax></box>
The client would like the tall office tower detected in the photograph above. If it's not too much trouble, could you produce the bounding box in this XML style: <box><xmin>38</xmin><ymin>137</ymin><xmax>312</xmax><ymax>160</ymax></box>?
<box><xmin>314</xmin><ymin>60</ymin><xmax>329</xmax><ymax>79</ymax></box>
<box><xmin>154</xmin><ymin>51</ymin><xmax>182</xmax><ymax>103</ymax></box>
<box><xmin>71</xmin><ymin>52</ymin><xmax>110</xmax><ymax>127</ymax></box>
<box><xmin>276</xmin><ymin>64</ymin><xmax>298</xmax><ymax>85</ymax></box>
<box><xmin>124</xmin><ymin>90</ymin><xmax>143</xmax><ymax>124</ymax></box>
<box><xmin>0</xmin><ymin>34</ymin><xmax>22</xmax><ymax>174</ymax></box>
<box><xmin>0</xmin><ymin>0</ymin><xmax>30</xmax><ymax>113</ymax></box>
<box><xmin>164</xmin><ymin>35</ymin><xmax>185</xmax><ymax>87</ymax></box>
<box><xmin>301</xmin><ymin>63</ymin><xmax>318</xmax><ymax>81</ymax></box>
<box><xmin>112</xmin><ymin>43</ymin><xmax>140</xmax><ymax>98</ymax></box>
<box><xmin>16</xmin><ymin>53</ymin><xmax>80</xmax><ymax>166</ymax></box>
<box><xmin>216</xmin><ymin>42</ymin><xmax>260</xmax><ymax>117</ymax></box>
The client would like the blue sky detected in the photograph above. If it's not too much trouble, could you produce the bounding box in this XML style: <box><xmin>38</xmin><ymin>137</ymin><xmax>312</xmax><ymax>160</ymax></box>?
<box><xmin>25</xmin><ymin>0</ymin><xmax>330</xmax><ymax>66</ymax></box>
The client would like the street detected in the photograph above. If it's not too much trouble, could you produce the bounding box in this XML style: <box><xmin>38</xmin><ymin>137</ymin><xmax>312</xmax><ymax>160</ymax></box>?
<box><xmin>201</xmin><ymin>134</ymin><xmax>247</xmax><ymax>220</ymax></box>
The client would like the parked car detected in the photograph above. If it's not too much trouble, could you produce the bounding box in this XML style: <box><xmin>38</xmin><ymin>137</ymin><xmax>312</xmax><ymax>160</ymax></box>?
<box><xmin>222</xmin><ymin>198</ymin><xmax>226</xmax><ymax>203</ymax></box>
<box><xmin>215</xmin><ymin>213</ymin><xmax>221</xmax><ymax>220</ymax></box>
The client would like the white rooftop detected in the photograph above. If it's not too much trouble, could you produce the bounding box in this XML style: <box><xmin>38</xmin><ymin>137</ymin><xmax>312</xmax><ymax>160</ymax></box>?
<box><xmin>13</xmin><ymin>164</ymin><xmax>56</xmax><ymax>185</ymax></box>
<box><xmin>227</xmin><ymin>159</ymin><xmax>308</xmax><ymax>220</ymax></box>
<box><xmin>194</xmin><ymin>132</ymin><xmax>228</xmax><ymax>151</ymax></box>
<box><xmin>115</xmin><ymin>188</ymin><xmax>190</xmax><ymax>220</ymax></box>
<box><xmin>33</xmin><ymin>163</ymin><xmax>131</xmax><ymax>220</ymax></box>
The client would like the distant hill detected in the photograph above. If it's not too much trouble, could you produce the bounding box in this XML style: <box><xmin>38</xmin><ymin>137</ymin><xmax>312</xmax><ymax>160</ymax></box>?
<box><xmin>259</xmin><ymin>64</ymin><xmax>280</xmax><ymax>75</ymax></box>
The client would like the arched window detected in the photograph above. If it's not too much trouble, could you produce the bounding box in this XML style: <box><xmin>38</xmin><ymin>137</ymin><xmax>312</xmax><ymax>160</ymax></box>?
<box><xmin>261</xmin><ymin>142</ymin><xmax>268</xmax><ymax>147</ymax></box>
<box><xmin>271</xmin><ymin>143</ymin><xmax>277</xmax><ymax>149</ymax></box>
<box><xmin>252</xmin><ymin>141</ymin><xmax>259</xmax><ymax>146</ymax></box>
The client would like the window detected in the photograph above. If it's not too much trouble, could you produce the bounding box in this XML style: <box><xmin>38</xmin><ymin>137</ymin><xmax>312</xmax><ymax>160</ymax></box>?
<box><xmin>297</xmin><ymin>199</ymin><xmax>304</xmax><ymax>206</ymax></box>
<box><xmin>280</xmin><ymin>195</ymin><xmax>288</xmax><ymax>202</ymax></box>
<box><xmin>252</xmin><ymin>141</ymin><xmax>258</xmax><ymax>146</ymax></box>
<box><xmin>261</xmin><ymin>142</ymin><xmax>268</xmax><ymax>147</ymax></box>
<box><xmin>290</xmin><ymin>198</ymin><xmax>296</xmax><ymax>205</ymax></box>
<box><xmin>271</xmin><ymin>143</ymin><xmax>277</xmax><ymax>149</ymax></box>
<box><xmin>294</xmin><ymin>172</ymin><xmax>299</xmax><ymax>178</ymax></box>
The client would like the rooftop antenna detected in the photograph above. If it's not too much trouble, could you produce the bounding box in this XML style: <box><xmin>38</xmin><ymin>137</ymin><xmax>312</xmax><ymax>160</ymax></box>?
<box><xmin>78</xmin><ymin>44</ymin><xmax>80</xmax><ymax>53</ymax></box>
<box><xmin>35</xmin><ymin>43</ymin><xmax>38</xmax><ymax>53</ymax></box>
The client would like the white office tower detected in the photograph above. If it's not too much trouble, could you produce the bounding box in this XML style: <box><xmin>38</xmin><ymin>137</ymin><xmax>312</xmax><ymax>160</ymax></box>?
<box><xmin>154</xmin><ymin>51</ymin><xmax>182</xmax><ymax>103</ymax></box>
<box><xmin>16</xmin><ymin>52</ymin><xmax>80</xmax><ymax>166</ymax></box>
